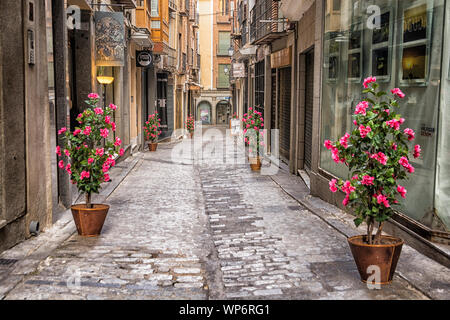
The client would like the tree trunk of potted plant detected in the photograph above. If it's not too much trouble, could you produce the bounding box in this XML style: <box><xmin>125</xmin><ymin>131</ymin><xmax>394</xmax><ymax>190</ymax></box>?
<box><xmin>325</xmin><ymin>77</ymin><xmax>419</xmax><ymax>285</ymax></box>
<box><xmin>57</xmin><ymin>93</ymin><xmax>124</xmax><ymax>237</ymax></box>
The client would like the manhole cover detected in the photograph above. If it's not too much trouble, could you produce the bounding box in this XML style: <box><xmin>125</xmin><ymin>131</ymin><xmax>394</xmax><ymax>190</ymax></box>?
<box><xmin>0</xmin><ymin>258</ymin><xmax>18</xmax><ymax>266</ymax></box>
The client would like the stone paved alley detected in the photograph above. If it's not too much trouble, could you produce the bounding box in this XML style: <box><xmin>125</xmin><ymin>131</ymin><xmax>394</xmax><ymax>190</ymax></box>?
<box><xmin>0</xmin><ymin>126</ymin><xmax>449</xmax><ymax>300</ymax></box>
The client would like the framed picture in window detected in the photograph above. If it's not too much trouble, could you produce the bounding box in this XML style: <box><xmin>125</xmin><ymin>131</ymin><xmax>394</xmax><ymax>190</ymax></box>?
<box><xmin>346</xmin><ymin>21</ymin><xmax>363</xmax><ymax>83</ymax></box>
<box><xmin>369</xmin><ymin>7</ymin><xmax>393</xmax><ymax>81</ymax></box>
<box><xmin>399</xmin><ymin>0</ymin><xmax>433</xmax><ymax>86</ymax></box>
<box><xmin>325</xmin><ymin>34</ymin><xmax>340</xmax><ymax>82</ymax></box>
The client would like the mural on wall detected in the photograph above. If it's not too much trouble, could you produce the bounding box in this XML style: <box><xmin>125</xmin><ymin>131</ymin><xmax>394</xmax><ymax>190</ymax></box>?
<box><xmin>95</xmin><ymin>11</ymin><xmax>125</xmax><ymax>67</ymax></box>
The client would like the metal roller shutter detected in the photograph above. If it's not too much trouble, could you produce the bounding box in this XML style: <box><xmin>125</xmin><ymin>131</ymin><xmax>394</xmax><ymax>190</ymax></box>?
<box><xmin>278</xmin><ymin>67</ymin><xmax>291</xmax><ymax>162</ymax></box>
<box><xmin>304</xmin><ymin>50</ymin><xmax>314</xmax><ymax>170</ymax></box>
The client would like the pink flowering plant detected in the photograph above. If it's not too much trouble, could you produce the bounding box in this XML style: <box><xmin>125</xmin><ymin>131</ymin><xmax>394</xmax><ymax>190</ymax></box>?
<box><xmin>324</xmin><ymin>77</ymin><xmax>421</xmax><ymax>244</ymax></box>
<box><xmin>143</xmin><ymin>112</ymin><xmax>162</xmax><ymax>143</ymax></box>
<box><xmin>186</xmin><ymin>115</ymin><xmax>195</xmax><ymax>133</ymax></box>
<box><xmin>56</xmin><ymin>93</ymin><xmax>124</xmax><ymax>208</ymax></box>
<box><xmin>242</xmin><ymin>107</ymin><xmax>264</xmax><ymax>156</ymax></box>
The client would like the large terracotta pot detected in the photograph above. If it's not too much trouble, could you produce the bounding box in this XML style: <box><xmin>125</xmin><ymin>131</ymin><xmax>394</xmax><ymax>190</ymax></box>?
<box><xmin>148</xmin><ymin>142</ymin><xmax>158</xmax><ymax>152</ymax></box>
<box><xmin>249</xmin><ymin>157</ymin><xmax>261</xmax><ymax>171</ymax></box>
<box><xmin>347</xmin><ymin>235</ymin><xmax>404</xmax><ymax>285</ymax></box>
<box><xmin>71</xmin><ymin>204</ymin><xmax>109</xmax><ymax>237</ymax></box>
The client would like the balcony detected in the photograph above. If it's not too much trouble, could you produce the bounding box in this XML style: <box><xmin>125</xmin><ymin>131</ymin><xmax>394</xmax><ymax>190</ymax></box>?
<box><xmin>169</xmin><ymin>0</ymin><xmax>177</xmax><ymax>11</ymax></box>
<box><xmin>180</xmin><ymin>0</ymin><xmax>190</xmax><ymax>16</ymax></box>
<box><xmin>111</xmin><ymin>0</ymin><xmax>137</xmax><ymax>8</ymax></box>
<box><xmin>250</xmin><ymin>0</ymin><xmax>288</xmax><ymax>45</ymax></box>
<box><xmin>135</xmin><ymin>1</ymin><xmax>151</xmax><ymax>32</ymax></box>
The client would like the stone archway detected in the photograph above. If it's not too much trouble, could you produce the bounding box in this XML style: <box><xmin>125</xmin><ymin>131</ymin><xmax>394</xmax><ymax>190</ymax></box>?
<box><xmin>216</xmin><ymin>100</ymin><xmax>231</xmax><ymax>125</ymax></box>
<box><xmin>197</xmin><ymin>100</ymin><xmax>212</xmax><ymax>124</ymax></box>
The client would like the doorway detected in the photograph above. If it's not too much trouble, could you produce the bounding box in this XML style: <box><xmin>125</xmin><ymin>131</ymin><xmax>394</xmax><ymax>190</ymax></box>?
<box><xmin>216</xmin><ymin>101</ymin><xmax>231</xmax><ymax>124</ymax></box>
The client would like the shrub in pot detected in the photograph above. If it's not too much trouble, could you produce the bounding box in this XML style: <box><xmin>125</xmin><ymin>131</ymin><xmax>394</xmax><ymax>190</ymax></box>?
<box><xmin>243</xmin><ymin>107</ymin><xmax>264</xmax><ymax>171</ymax></box>
<box><xmin>186</xmin><ymin>115</ymin><xmax>195</xmax><ymax>138</ymax></box>
<box><xmin>143</xmin><ymin>112</ymin><xmax>162</xmax><ymax>151</ymax></box>
<box><xmin>56</xmin><ymin>93</ymin><xmax>124</xmax><ymax>236</ymax></box>
<box><xmin>324</xmin><ymin>77</ymin><xmax>420</xmax><ymax>284</ymax></box>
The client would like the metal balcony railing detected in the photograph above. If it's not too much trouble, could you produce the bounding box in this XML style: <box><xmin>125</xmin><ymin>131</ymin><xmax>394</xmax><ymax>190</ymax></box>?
<box><xmin>250</xmin><ymin>0</ymin><xmax>287</xmax><ymax>45</ymax></box>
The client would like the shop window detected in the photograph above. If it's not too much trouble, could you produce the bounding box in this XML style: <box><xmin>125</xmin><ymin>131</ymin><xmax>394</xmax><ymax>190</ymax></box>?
<box><xmin>320</xmin><ymin>0</ymin><xmax>446</xmax><ymax>230</ymax></box>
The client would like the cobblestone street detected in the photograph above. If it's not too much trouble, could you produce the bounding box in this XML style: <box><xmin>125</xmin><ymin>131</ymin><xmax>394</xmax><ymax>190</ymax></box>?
<box><xmin>0</xmin><ymin>126</ymin><xmax>448</xmax><ymax>300</ymax></box>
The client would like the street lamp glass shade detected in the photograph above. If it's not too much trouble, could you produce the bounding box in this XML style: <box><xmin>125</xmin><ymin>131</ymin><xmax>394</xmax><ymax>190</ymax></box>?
<box><xmin>228</xmin><ymin>47</ymin><xmax>234</xmax><ymax>56</ymax></box>
<box><xmin>97</xmin><ymin>76</ymin><xmax>115</xmax><ymax>85</ymax></box>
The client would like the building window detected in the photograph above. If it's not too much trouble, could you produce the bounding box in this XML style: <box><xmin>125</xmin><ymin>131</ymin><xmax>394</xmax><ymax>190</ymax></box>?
<box><xmin>220</xmin><ymin>0</ymin><xmax>229</xmax><ymax>15</ymax></box>
<box><xmin>218</xmin><ymin>64</ymin><xmax>230</xmax><ymax>88</ymax></box>
<box><xmin>151</xmin><ymin>0</ymin><xmax>159</xmax><ymax>17</ymax></box>
<box><xmin>254</xmin><ymin>60</ymin><xmax>264</xmax><ymax>116</ymax></box>
<box><xmin>320</xmin><ymin>0</ymin><xmax>447</xmax><ymax>230</ymax></box>
<box><xmin>218</xmin><ymin>32</ymin><xmax>231</xmax><ymax>56</ymax></box>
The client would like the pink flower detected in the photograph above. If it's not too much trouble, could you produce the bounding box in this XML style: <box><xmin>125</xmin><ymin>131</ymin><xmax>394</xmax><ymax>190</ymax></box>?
<box><xmin>399</xmin><ymin>156</ymin><xmax>410</xmax><ymax>168</ymax></box>
<box><xmin>88</xmin><ymin>93</ymin><xmax>99</xmax><ymax>99</ymax></box>
<box><xmin>324</xmin><ymin>140</ymin><xmax>333</xmax><ymax>150</ymax></box>
<box><xmin>391</xmin><ymin>88</ymin><xmax>405</xmax><ymax>98</ymax></box>
<box><xmin>119</xmin><ymin>148</ymin><xmax>125</xmax><ymax>156</ymax></box>
<box><xmin>58</xmin><ymin>160</ymin><xmax>64</xmax><ymax>169</ymax></box>
<box><xmin>363</xmin><ymin>76</ymin><xmax>376</xmax><ymax>88</ymax></box>
<box><xmin>376</xmin><ymin>152</ymin><xmax>388</xmax><ymax>165</ymax></box>
<box><xmin>329</xmin><ymin>179</ymin><xmax>338</xmax><ymax>193</ymax></box>
<box><xmin>343</xmin><ymin>195</ymin><xmax>350</xmax><ymax>206</ymax></box>
<box><xmin>56</xmin><ymin>146</ymin><xmax>61</xmax><ymax>156</ymax></box>
<box><xmin>104</xmin><ymin>173</ymin><xmax>110</xmax><ymax>182</ymax></box>
<box><xmin>102</xmin><ymin>164</ymin><xmax>110</xmax><ymax>173</ymax></box>
<box><xmin>413</xmin><ymin>145</ymin><xmax>421</xmax><ymax>158</ymax></box>
<box><xmin>339</xmin><ymin>133</ymin><xmax>350</xmax><ymax>149</ymax></box>
<box><xmin>83</xmin><ymin>126</ymin><xmax>92</xmax><ymax>136</ymax></box>
<box><xmin>73</xmin><ymin>129</ymin><xmax>81</xmax><ymax>136</ymax></box>
<box><xmin>80</xmin><ymin>171</ymin><xmax>90</xmax><ymax>180</ymax></box>
<box><xmin>386</xmin><ymin>119</ymin><xmax>402</xmax><ymax>131</ymax></box>
<box><xmin>96</xmin><ymin>148</ymin><xmax>104</xmax><ymax>157</ymax></box>
<box><xmin>64</xmin><ymin>149</ymin><xmax>70</xmax><ymax>157</ymax></box>
<box><xmin>65</xmin><ymin>163</ymin><xmax>72</xmax><ymax>175</ymax></box>
<box><xmin>359</xmin><ymin>125</ymin><xmax>372</xmax><ymax>138</ymax></box>
<box><xmin>355</xmin><ymin>101</ymin><xmax>368</xmax><ymax>115</ymax></box>
<box><xmin>351</xmin><ymin>175</ymin><xmax>359</xmax><ymax>180</ymax></box>
<box><xmin>361</xmin><ymin>175</ymin><xmax>374</xmax><ymax>186</ymax></box>
<box><xmin>109</xmin><ymin>103</ymin><xmax>117</xmax><ymax>110</ymax></box>
<box><xmin>111</xmin><ymin>122</ymin><xmax>116</xmax><ymax>131</ymax></box>
<box><xmin>404</xmin><ymin>128</ymin><xmax>415</xmax><ymax>141</ymax></box>
<box><xmin>88</xmin><ymin>157</ymin><xmax>94</xmax><ymax>164</ymax></box>
<box><xmin>377</xmin><ymin>194</ymin><xmax>390</xmax><ymax>208</ymax></box>
<box><xmin>105</xmin><ymin>115</ymin><xmax>111</xmax><ymax>124</ymax></box>
<box><xmin>331</xmin><ymin>147</ymin><xmax>341</xmax><ymax>163</ymax></box>
<box><xmin>58</xmin><ymin>127</ymin><xmax>67</xmax><ymax>135</ymax></box>
<box><xmin>100</xmin><ymin>128</ymin><xmax>109</xmax><ymax>138</ymax></box>
<box><xmin>385</xmin><ymin>109</ymin><xmax>390</xmax><ymax>115</ymax></box>
<box><xmin>342</xmin><ymin>180</ymin><xmax>356</xmax><ymax>194</ymax></box>
<box><xmin>392</xmin><ymin>142</ymin><xmax>397</xmax><ymax>150</ymax></box>
<box><xmin>94</xmin><ymin>107</ymin><xmax>104</xmax><ymax>115</ymax></box>
<box><xmin>397</xmin><ymin>185</ymin><xmax>407</xmax><ymax>198</ymax></box>
<box><xmin>114</xmin><ymin>137</ymin><xmax>121</xmax><ymax>147</ymax></box>
<box><xmin>353</xmin><ymin>120</ymin><xmax>358</xmax><ymax>126</ymax></box>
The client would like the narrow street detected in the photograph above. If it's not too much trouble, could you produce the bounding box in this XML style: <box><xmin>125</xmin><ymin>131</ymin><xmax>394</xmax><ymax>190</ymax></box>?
<box><xmin>1</xmin><ymin>126</ymin><xmax>444</xmax><ymax>300</ymax></box>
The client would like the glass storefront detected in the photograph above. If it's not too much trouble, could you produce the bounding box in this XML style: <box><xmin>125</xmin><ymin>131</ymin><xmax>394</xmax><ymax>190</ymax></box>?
<box><xmin>320</xmin><ymin>0</ymin><xmax>449</xmax><ymax>231</ymax></box>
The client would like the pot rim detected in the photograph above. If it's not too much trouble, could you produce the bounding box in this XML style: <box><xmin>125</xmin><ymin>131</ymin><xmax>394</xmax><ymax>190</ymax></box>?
<box><xmin>71</xmin><ymin>203</ymin><xmax>110</xmax><ymax>211</ymax></box>
<box><xmin>347</xmin><ymin>234</ymin><xmax>404</xmax><ymax>248</ymax></box>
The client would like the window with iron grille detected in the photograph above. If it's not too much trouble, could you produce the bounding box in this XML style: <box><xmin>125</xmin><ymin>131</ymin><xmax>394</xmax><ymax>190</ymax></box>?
<box><xmin>254</xmin><ymin>60</ymin><xmax>265</xmax><ymax>117</ymax></box>
<box><xmin>218</xmin><ymin>64</ymin><xmax>231</xmax><ymax>88</ymax></box>
<box><xmin>218</xmin><ymin>32</ymin><xmax>231</xmax><ymax>55</ymax></box>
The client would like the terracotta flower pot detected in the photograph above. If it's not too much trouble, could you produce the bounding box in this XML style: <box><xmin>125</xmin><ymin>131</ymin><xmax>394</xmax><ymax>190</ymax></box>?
<box><xmin>249</xmin><ymin>157</ymin><xmax>261</xmax><ymax>171</ymax></box>
<box><xmin>347</xmin><ymin>235</ymin><xmax>404</xmax><ymax>285</ymax></box>
<box><xmin>71</xmin><ymin>204</ymin><xmax>109</xmax><ymax>237</ymax></box>
<box><xmin>148</xmin><ymin>142</ymin><xmax>158</xmax><ymax>152</ymax></box>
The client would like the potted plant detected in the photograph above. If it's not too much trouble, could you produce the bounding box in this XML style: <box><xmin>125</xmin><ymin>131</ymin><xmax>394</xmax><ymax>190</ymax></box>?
<box><xmin>56</xmin><ymin>93</ymin><xmax>124</xmax><ymax>236</ymax></box>
<box><xmin>143</xmin><ymin>112</ymin><xmax>162</xmax><ymax>151</ymax></box>
<box><xmin>324</xmin><ymin>77</ymin><xmax>420</xmax><ymax>285</ymax></box>
<box><xmin>186</xmin><ymin>115</ymin><xmax>195</xmax><ymax>138</ymax></box>
<box><xmin>243</xmin><ymin>107</ymin><xmax>264</xmax><ymax>171</ymax></box>
<box><xmin>230</xmin><ymin>112</ymin><xmax>238</xmax><ymax>129</ymax></box>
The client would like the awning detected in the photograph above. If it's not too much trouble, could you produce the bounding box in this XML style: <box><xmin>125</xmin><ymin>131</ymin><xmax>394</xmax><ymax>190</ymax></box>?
<box><xmin>279</xmin><ymin>0</ymin><xmax>315</xmax><ymax>21</ymax></box>
<box><xmin>131</xmin><ymin>29</ymin><xmax>153</xmax><ymax>47</ymax></box>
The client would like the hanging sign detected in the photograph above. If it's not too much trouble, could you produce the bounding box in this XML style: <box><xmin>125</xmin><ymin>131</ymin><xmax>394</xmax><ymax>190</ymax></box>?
<box><xmin>95</xmin><ymin>11</ymin><xmax>125</xmax><ymax>67</ymax></box>
<box><xmin>136</xmin><ymin>50</ymin><xmax>153</xmax><ymax>68</ymax></box>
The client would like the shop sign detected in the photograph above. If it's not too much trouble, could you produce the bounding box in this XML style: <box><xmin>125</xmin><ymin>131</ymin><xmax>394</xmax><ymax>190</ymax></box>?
<box><xmin>271</xmin><ymin>47</ymin><xmax>292</xmax><ymax>69</ymax></box>
<box><xmin>95</xmin><ymin>11</ymin><xmax>125</xmax><ymax>67</ymax></box>
<box><xmin>232</xmin><ymin>63</ymin><xmax>246</xmax><ymax>78</ymax></box>
<box><xmin>136</xmin><ymin>50</ymin><xmax>153</xmax><ymax>68</ymax></box>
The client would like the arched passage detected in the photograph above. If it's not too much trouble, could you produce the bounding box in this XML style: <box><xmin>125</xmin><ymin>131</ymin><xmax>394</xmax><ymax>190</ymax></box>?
<box><xmin>216</xmin><ymin>100</ymin><xmax>231</xmax><ymax>125</ymax></box>
<box><xmin>197</xmin><ymin>101</ymin><xmax>212</xmax><ymax>124</ymax></box>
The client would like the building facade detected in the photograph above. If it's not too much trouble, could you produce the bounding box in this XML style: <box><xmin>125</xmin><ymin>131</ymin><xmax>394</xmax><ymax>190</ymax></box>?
<box><xmin>232</xmin><ymin>0</ymin><xmax>450</xmax><ymax>245</ymax></box>
<box><xmin>197</xmin><ymin>0</ymin><xmax>234</xmax><ymax>125</ymax></box>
